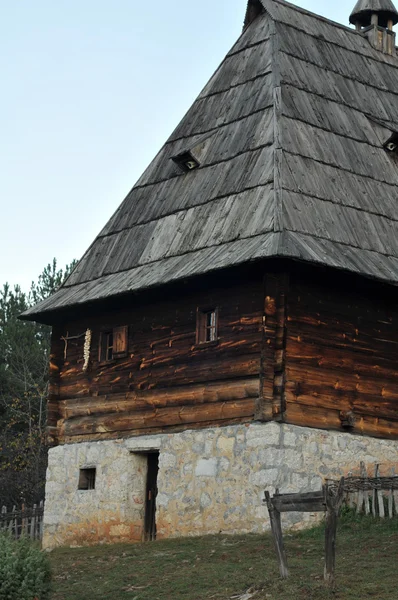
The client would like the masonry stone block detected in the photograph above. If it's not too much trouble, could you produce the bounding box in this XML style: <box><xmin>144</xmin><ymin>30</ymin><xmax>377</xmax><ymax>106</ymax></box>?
<box><xmin>195</xmin><ymin>458</ymin><xmax>218</xmax><ymax>477</ymax></box>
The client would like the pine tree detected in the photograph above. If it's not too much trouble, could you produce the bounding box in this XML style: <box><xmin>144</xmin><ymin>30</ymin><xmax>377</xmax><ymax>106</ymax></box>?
<box><xmin>0</xmin><ymin>259</ymin><xmax>76</xmax><ymax>506</ymax></box>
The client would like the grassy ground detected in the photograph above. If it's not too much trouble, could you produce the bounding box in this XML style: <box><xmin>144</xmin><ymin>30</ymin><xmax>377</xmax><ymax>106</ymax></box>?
<box><xmin>50</xmin><ymin>514</ymin><xmax>398</xmax><ymax>600</ymax></box>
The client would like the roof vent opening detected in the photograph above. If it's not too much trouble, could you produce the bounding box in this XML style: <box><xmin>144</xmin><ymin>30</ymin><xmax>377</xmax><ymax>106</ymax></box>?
<box><xmin>384</xmin><ymin>133</ymin><xmax>398</xmax><ymax>154</ymax></box>
<box><xmin>172</xmin><ymin>151</ymin><xmax>200</xmax><ymax>173</ymax></box>
<box><xmin>171</xmin><ymin>131</ymin><xmax>216</xmax><ymax>174</ymax></box>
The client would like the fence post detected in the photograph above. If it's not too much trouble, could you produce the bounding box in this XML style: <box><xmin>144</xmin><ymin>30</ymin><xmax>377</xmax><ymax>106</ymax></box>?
<box><xmin>30</xmin><ymin>505</ymin><xmax>37</xmax><ymax>540</ymax></box>
<box><xmin>1</xmin><ymin>506</ymin><xmax>6</xmax><ymax>532</ymax></box>
<box><xmin>39</xmin><ymin>500</ymin><xmax>44</xmax><ymax>540</ymax></box>
<box><xmin>357</xmin><ymin>463</ymin><xmax>364</xmax><ymax>514</ymax></box>
<box><xmin>324</xmin><ymin>478</ymin><xmax>344</xmax><ymax>589</ymax></box>
<box><xmin>375</xmin><ymin>465</ymin><xmax>385</xmax><ymax>518</ymax></box>
<box><xmin>264</xmin><ymin>491</ymin><xmax>289</xmax><ymax>579</ymax></box>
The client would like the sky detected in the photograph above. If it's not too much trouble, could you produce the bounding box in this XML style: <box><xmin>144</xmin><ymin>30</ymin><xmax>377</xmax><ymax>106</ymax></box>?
<box><xmin>0</xmin><ymin>0</ymin><xmax>350</xmax><ymax>291</ymax></box>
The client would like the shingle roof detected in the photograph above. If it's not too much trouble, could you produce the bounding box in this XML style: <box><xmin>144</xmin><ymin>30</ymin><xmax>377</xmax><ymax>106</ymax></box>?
<box><xmin>22</xmin><ymin>0</ymin><xmax>398</xmax><ymax>321</ymax></box>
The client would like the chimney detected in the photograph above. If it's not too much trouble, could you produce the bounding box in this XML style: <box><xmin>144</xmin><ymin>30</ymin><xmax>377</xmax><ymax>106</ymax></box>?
<box><xmin>350</xmin><ymin>0</ymin><xmax>398</xmax><ymax>55</ymax></box>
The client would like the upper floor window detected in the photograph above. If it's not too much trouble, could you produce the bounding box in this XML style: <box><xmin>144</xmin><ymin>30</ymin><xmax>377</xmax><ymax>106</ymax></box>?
<box><xmin>196</xmin><ymin>308</ymin><xmax>218</xmax><ymax>344</ymax></box>
<box><xmin>99</xmin><ymin>331</ymin><xmax>113</xmax><ymax>362</ymax></box>
<box><xmin>99</xmin><ymin>326</ymin><xmax>128</xmax><ymax>362</ymax></box>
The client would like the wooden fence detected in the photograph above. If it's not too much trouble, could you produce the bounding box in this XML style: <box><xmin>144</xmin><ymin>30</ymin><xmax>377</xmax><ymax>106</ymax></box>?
<box><xmin>0</xmin><ymin>502</ymin><xmax>44</xmax><ymax>541</ymax></box>
<box><xmin>332</xmin><ymin>462</ymin><xmax>398</xmax><ymax>518</ymax></box>
<box><xmin>265</xmin><ymin>462</ymin><xmax>398</xmax><ymax>588</ymax></box>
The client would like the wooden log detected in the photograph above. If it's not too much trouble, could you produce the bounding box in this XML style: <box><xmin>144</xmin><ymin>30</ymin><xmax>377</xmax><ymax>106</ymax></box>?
<box><xmin>272</xmin><ymin>491</ymin><xmax>325</xmax><ymax>513</ymax></box>
<box><xmin>285</xmin><ymin>402</ymin><xmax>398</xmax><ymax>440</ymax></box>
<box><xmin>64</xmin><ymin>398</ymin><xmax>256</xmax><ymax>437</ymax></box>
<box><xmin>324</xmin><ymin>478</ymin><xmax>344</xmax><ymax>589</ymax></box>
<box><xmin>264</xmin><ymin>491</ymin><xmax>289</xmax><ymax>579</ymax></box>
<box><xmin>61</xmin><ymin>378</ymin><xmax>259</xmax><ymax>419</ymax></box>
<box><xmin>61</xmin><ymin>415</ymin><xmax>252</xmax><ymax>444</ymax></box>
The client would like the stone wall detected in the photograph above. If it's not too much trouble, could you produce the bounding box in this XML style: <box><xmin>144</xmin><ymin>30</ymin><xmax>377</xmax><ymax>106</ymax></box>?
<box><xmin>43</xmin><ymin>422</ymin><xmax>398</xmax><ymax>549</ymax></box>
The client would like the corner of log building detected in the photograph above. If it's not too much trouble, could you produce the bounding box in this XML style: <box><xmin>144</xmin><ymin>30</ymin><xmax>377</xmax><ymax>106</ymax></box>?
<box><xmin>256</xmin><ymin>272</ymin><xmax>289</xmax><ymax>423</ymax></box>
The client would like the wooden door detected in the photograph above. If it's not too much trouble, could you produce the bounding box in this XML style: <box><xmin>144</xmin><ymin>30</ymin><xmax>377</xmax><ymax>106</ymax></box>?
<box><xmin>144</xmin><ymin>452</ymin><xmax>159</xmax><ymax>541</ymax></box>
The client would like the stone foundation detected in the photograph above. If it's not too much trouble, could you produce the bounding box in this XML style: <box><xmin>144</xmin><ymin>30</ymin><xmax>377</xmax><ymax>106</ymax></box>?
<box><xmin>43</xmin><ymin>422</ymin><xmax>398</xmax><ymax>549</ymax></box>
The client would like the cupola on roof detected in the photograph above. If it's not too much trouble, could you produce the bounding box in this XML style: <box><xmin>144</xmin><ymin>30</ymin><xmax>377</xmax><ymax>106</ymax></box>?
<box><xmin>350</xmin><ymin>0</ymin><xmax>398</xmax><ymax>27</ymax></box>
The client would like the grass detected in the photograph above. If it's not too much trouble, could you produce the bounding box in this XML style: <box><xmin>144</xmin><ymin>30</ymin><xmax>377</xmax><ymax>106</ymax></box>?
<box><xmin>49</xmin><ymin>514</ymin><xmax>398</xmax><ymax>600</ymax></box>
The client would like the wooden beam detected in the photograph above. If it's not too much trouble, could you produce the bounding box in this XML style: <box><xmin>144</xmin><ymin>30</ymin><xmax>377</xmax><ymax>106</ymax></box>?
<box><xmin>264</xmin><ymin>491</ymin><xmax>289</xmax><ymax>579</ymax></box>
<box><xmin>256</xmin><ymin>272</ymin><xmax>289</xmax><ymax>421</ymax></box>
<box><xmin>324</xmin><ymin>478</ymin><xmax>344</xmax><ymax>589</ymax></box>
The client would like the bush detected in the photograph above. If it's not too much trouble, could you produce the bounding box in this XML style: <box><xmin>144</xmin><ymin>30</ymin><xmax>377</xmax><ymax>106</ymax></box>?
<box><xmin>0</xmin><ymin>534</ymin><xmax>51</xmax><ymax>600</ymax></box>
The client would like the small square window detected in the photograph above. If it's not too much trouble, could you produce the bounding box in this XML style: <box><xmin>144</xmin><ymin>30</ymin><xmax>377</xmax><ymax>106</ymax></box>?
<box><xmin>78</xmin><ymin>468</ymin><xmax>96</xmax><ymax>490</ymax></box>
<box><xmin>196</xmin><ymin>308</ymin><xmax>218</xmax><ymax>344</ymax></box>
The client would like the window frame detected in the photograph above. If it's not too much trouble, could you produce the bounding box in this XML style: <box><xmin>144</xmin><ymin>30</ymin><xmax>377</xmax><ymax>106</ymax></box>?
<box><xmin>99</xmin><ymin>330</ymin><xmax>114</xmax><ymax>363</ymax></box>
<box><xmin>98</xmin><ymin>326</ymin><xmax>128</xmax><ymax>363</ymax></box>
<box><xmin>78</xmin><ymin>467</ymin><xmax>96</xmax><ymax>491</ymax></box>
<box><xmin>196</xmin><ymin>307</ymin><xmax>219</xmax><ymax>346</ymax></box>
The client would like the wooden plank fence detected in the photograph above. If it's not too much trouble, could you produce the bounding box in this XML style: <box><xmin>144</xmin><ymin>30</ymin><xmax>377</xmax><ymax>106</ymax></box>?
<box><xmin>332</xmin><ymin>462</ymin><xmax>398</xmax><ymax>518</ymax></box>
<box><xmin>0</xmin><ymin>502</ymin><xmax>44</xmax><ymax>541</ymax></box>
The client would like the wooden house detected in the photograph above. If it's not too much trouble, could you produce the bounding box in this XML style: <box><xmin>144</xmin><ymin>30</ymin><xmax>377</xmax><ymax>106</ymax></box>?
<box><xmin>22</xmin><ymin>0</ymin><xmax>398</xmax><ymax>549</ymax></box>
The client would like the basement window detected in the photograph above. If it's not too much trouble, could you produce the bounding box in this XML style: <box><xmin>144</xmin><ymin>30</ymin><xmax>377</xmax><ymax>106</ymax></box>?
<box><xmin>99</xmin><ymin>326</ymin><xmax>128</xmax><ymax>362</ymax></box>
<box><xmin>196</xmin><ymin>308</ymin><xmax>218</xmax><ymax>344</ymax></box>
<box><xmin>78</xmin><ymin>468</ymin><xmax>96</xmax><ymax>490</ymax></box>
<box><xmin>172</xmin><ymin>151</ymin><xmax>200</xmax><ymax>172</ymax></box>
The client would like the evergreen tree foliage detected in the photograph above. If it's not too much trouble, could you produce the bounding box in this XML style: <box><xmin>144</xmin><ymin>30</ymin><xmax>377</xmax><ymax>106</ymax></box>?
<box><xmin>0</xmin><ymin>534</ymin><xmax>51</xmax><ymax>600</ymax></box>
<box><xmin>0</xmin><ymin>259</ymin><xmax>76</xmax><ymax>507</ymax></box>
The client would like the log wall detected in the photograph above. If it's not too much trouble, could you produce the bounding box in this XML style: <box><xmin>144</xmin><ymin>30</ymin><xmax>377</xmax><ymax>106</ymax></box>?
<box><xmin>284</xmin><ymin>273</ymin><xmax>398</xmax><ymax>439</ymax></box>
<box><xmin>49</xmin><ymin>277</ymin><xmax>266</xmax><ymax>443</ymax></box>
<box><xmin>47</xmin><ymin>265</ymin><xmax>398</xmax><ymax>444</ymax></box>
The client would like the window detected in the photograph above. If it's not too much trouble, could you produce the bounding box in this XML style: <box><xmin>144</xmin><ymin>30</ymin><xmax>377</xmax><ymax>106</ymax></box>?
<box><xmin>99</xmin><ymin>326</ymin><xmax>128</xmax><ymax>362</ymax></box>
<box><xmin>196</xmin><ymin>308</ymin><xmax>218</xmax><ymax>344</ymax></box>
<box><xmin>99</xmin><ymin>330</ymin><xmax>114</xmax><ymax>362</ymax></box>
<box><xmin>78</xmin><ymin>468</ymin><xmax>96</xmax><ymax>490</ymax></box>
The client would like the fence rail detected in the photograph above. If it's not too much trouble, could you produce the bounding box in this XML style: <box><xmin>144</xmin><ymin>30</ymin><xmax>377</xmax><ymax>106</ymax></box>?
<box><xmin>328</xmin><ymin>462</ymin><xmax>398</xmax><ymax>518</ymax></box>
<box><xmin>0</xmin><ymin>501</ymin><xmax>44</xmax><ymax>541</ymax></box>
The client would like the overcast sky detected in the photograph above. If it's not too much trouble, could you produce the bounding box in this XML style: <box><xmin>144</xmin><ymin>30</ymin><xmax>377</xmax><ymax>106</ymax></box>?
<box><xmin>0</xmin><ymin>0</ymin><xmax>352</xmax><ymax>291</ymax></box>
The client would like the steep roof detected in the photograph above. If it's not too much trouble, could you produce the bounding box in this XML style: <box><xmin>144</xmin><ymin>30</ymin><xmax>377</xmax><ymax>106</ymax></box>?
<box><xmin>23</xmin><ymin>0</ymin><xmax>398</xmax><ymax>321</ymax></box>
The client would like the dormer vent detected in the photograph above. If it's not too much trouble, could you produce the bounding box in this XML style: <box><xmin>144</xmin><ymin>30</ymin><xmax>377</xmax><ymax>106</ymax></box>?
<box><xmin>172</xmin><ymin>151</ymin><xmax>200</xmax><ymax>172</ymax></box>
<box><xmin>171</xmin><ymin>131</ymin><xmax>215</xmax><ymax>174</ymax></box>
<box><xmin>384</xmin><ymin>132</ymin><xmax>398</xmax><ymax>153</ymax></box>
